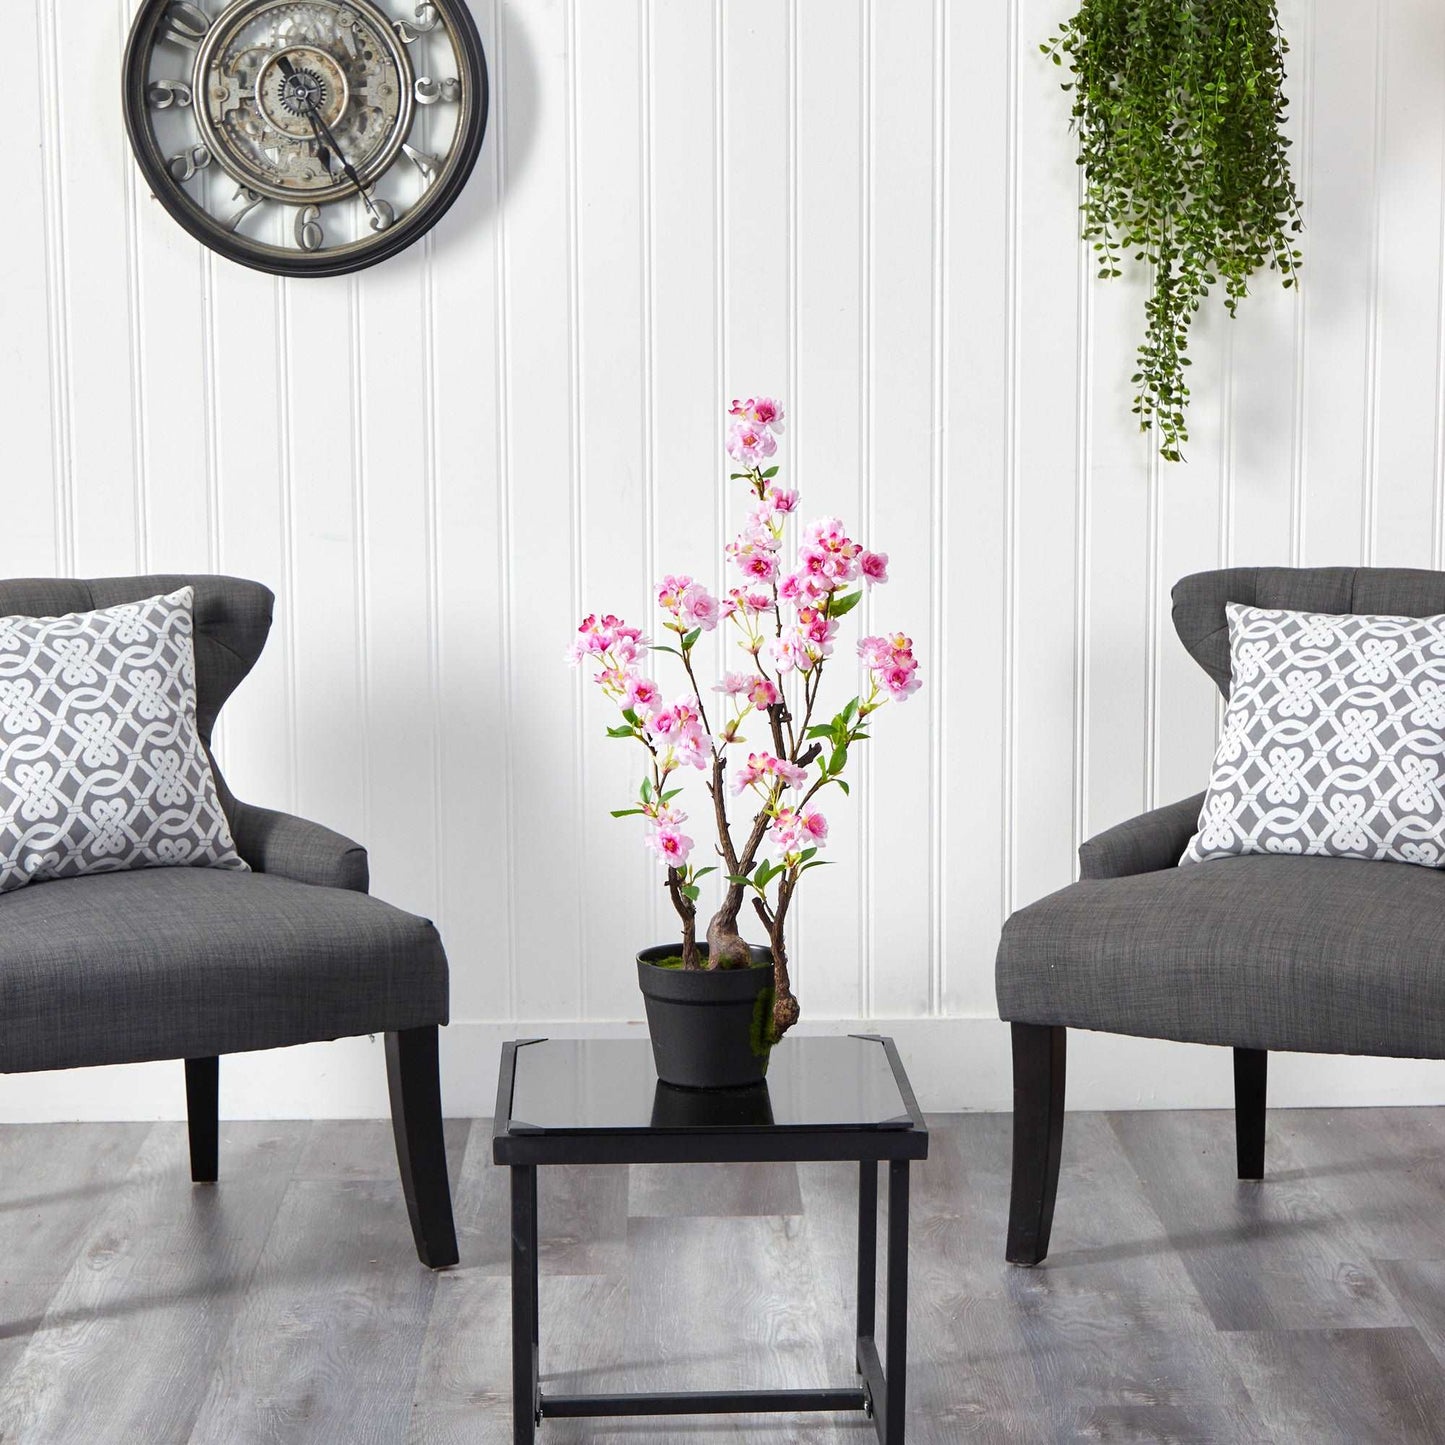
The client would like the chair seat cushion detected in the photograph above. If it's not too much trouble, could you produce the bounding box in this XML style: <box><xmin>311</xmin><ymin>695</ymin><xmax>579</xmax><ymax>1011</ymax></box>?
<box><xmin>996</xmin><ymin>854</ymin><xmax>1445</xmax><ymax>1057</ymax></box>
<box><xmin>0</xmin><ymin>868</ymin><xmax>448</xmax><ymax>1072</ymax></box>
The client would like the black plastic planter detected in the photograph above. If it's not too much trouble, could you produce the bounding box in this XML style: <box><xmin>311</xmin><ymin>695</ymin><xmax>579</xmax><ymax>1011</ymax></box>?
<box><xmin>636</xmin><ymin>942</ymin><xmax>775</xmax><ymax>1089</ymax></box>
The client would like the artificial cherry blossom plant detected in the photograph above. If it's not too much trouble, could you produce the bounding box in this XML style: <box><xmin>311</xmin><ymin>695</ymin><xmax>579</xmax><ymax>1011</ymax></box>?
<box><xmin>568</xmin><ymin>398</ymin><xmax>921</xmax><ymax>1043</ymax></box>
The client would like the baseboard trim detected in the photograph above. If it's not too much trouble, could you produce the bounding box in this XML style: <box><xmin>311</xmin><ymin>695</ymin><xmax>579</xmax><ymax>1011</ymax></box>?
<box><xmin>4</xmin><ymin>1017</ymin><xmax>1445</xmax><ymax>1121</ymax></box>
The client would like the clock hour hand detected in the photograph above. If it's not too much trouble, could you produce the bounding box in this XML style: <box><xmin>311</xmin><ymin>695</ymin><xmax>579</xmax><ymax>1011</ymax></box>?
<box><xmin>275</xmin><ymin>54</ymin><xmax>381</xmax><ymax>223</ymax></box>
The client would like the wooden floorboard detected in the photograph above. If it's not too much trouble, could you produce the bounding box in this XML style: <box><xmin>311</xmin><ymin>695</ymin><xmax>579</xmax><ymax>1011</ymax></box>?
<box><xmin>6</xmin><ymin>1108</ymin><xmax>1445</xmax><ymax>1441</ymax></box>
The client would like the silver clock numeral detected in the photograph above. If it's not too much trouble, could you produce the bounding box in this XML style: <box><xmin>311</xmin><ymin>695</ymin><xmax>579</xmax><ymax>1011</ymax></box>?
<box><xmin>167</xmin><ymin>144</ymin><xmax>212</xmax><ymax>182</ymax></box>
<box><xmin>414</xmin><ymin>76</ymin><xmax>461</xmax><ymax>105</ymax></box>
<box><xmin>158</xmin><ymin>1</ymin><xmax>211</xmax><ymax>48</ymax></box>
<box><xmin>394</xmin><ymin>3</ymin><xmax>441</xmax><ymax>43</ymax></box>
<box><xmin>403</xmin><ymin>143</ymin><xmax>443</xmax><ymax>189</ymax></box>
<box><xmin>223</xmin><ymin>186</ymin><xmax>265</xmax><ymax>232</ymax></box>
<box><xmin>294</xmin><ymin>205</ymin><xmax>324</xmax><ymax>251</ymax></box>
<box><xmin>368</xmin><ymin>197</ymin><xmax>396</xmax><ymax>232</ymax></box>
<box><xmin>147</xmin><ymin>79</ymin><xmax>193</xmax><ymax>109</ymax></box>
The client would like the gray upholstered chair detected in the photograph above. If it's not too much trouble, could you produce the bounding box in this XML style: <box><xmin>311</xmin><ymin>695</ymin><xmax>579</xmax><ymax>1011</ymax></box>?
<box><xmin>0</xmin><ymin>575</ymin><xmax>458</xmax><ymax>1268</ymax></box>
<box><xmin>996</xmin><ymin>566</ymin><xmax>1445</xmax><ymax>1266</ymax></box>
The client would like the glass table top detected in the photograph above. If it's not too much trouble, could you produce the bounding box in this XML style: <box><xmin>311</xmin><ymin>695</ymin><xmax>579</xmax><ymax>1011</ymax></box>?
<box><xmin>502</xmin><ymin>1035</ymin><xmax>920</xmax><ymax>1135</ymax></box>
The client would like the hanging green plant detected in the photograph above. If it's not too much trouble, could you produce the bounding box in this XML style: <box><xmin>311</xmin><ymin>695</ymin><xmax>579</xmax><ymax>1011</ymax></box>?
<box><xmin>1043</xmin><ymin>1</ymin><xmax>1304</xmax><ymax>461</ymax></box>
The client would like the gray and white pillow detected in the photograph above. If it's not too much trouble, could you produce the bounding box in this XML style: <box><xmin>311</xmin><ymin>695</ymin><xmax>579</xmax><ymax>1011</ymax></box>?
<box><xmin>1181</xmin><ymin>603</ymin><xmax>1445</xmax><ymax>869</ymax></box>
<box><xmin>0</xmin><ymin>587</ymin><xmax>247</xmax><ymax>893</ymax></box>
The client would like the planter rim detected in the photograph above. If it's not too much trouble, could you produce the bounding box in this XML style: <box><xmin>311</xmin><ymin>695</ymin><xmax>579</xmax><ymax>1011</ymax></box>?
<box><xmin>636</xmin><ymin>943</ymin><xmax>772</xmax><ymax>1003</ymax></box>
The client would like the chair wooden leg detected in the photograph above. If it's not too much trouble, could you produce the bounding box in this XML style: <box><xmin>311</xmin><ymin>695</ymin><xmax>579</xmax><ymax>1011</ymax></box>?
<box><xmin>184</xmin><ymin>1056</ymin><xmax>219</xmax><ymax>1183</ymax></box>
<box><xmin>1006</xmin><ymin>1023</ymin><xmax>1066</xmax><ymax>1266</ymax></box>
<box><xmin>386</xmin><ymin>1025</ymin><xmax>460</xmax><ymax>1269</ymax></box>
<box><xmin>1234</xmin><ymin>1047</ymin><xmax>1267</xmax><ymax>1180</ymax></box>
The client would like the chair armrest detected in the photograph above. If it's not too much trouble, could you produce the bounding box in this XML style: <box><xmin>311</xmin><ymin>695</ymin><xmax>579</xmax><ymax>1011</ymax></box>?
<box><xmin>229</xmin><ymin>801</ymin><xmax>370</xmax><ymax>893</ymax></box>
<box><xmin>1077</xmin><ymin>791</ymin><xmax>1204</xmax><ymax>880</ymax></box>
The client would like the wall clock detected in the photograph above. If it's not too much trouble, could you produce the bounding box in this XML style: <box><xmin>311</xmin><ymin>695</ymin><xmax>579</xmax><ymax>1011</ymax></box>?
<box><xmin>123</xmin><ymin>0</ymin><xmax>488</xmax><ymax>277</ymax></box>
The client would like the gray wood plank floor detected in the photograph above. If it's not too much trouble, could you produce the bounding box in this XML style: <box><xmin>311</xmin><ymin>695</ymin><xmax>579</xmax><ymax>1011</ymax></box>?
<box><xmin>6</xmin><ymin>1109</ymin><xmax>1445</xmax><ymax>1442</ymax></box>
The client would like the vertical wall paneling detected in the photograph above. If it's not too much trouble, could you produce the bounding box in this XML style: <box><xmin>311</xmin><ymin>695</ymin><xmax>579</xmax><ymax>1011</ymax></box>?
<box><xmin>1227</xmin><ymin>0</ymin><xmax>1313</xmax><ymax>568</ymax></box>
<box><xmin>54</xmin><ymin>2</ymin><xmax>139</xmax><ymax>573</ymax></box>
<box><xmin>865</xmin><ymin>0</ymin><xmax>937</xmax><ymax>1014</ymax></box>
<box><xmin>1371</xmin><ymin>0</ymin><xmax>1445</xmax><ymax>567</ymax></box>
<box><xmin>1299</xmin><ymin>0</ymin><xmax>1379</xmax><ymax>565</ymax></box>
<box><xmin>6</xmin><ymin>0</ymin><xmax>59</xmax><ymax>578</ymax></box>
<box><xmin>500</xmin><ymin>0</ymin><xmax>583</xmax><ymax>1022</ymax></box>
<box><xmin>1009</xmin><ymin>0</ymin><xmax>1083</xmax><ymax>914</ymax></box>
<box><xmin>572</xmin><ymin>0</ymin><xmax>651</xmax><ymax>1017</ymax></box>
<box><xmin>428</xmin><ymin>1</ymin><xmax>507</xmax><ymax>1024</ymax></box>
<box><xmin>11</xmin><ymin>0</ymin><xmax>1445</xmax><ymax>1120</ymax></box>
<box><xmin>939</xmin><ymin>0</ymin><xmax>1010</xmax><ymax>1017</ymax></box>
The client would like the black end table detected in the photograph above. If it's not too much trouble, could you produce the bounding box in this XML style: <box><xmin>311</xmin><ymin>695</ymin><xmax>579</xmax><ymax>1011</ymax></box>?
<box><xmin>491</xmin><ymin>1034</ymin><xmax>928</xmax><ymax>1444</ymax></box>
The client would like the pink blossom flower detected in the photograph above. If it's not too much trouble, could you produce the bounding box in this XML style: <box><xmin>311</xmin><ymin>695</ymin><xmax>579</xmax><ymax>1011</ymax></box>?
<box><xmin>714</xmin><ymin>672</ymin><xmax>752</xmax><ymax>696</ymax></box>
<box><xmin>656</xmin><ymin>575</ymin><xmax>693</xmax><ymax>609</ymax></box>
<box><xmin>623</xmin><ymin>674</ymin><xmax>661</xmax><ymax>710</ymax></box>
<box><xmin>768</xmin><ymin>486</ymin><xmax>798</xmax><ymax>513</ymax></box>
<box><xmin>774</xmin><ymin>757</ymin><xmax>809</xmax><ymax>789</ymax></box>
<box><xmin>726</xmin><ymin>420</ymin><xmax>778</xmax><ymax>466</ymax></box>
<box><xmin>645</xmin><ymin>825</ymin><xmax>693</xmax><ymax>868</ymax></box>
<box><xmin>860</xmin><ymin>550</ymin><xmax>889</xmax><ymax>588</ymax></box>
<box><xmin>674</xmin><ymin>725</ymin><xmax>712</xmax><ymax>770</ymax></box>
<box><xmin>681</xmin><ymin>583</ymin><xmax>720</xmax><ymax>632</ymax></box>
<box><xmin>881</xmin><ymin>663</ymin><xmax>922</xmax><ymax>700</ymax></box>
<box><xmin>730</xmin><ymin>396</ymin><xmax>786</xmax><ymax>432</ymax></box>
<box><xmin>858</xmin><ymin>635</ymin><xmax>893</xmax><ymax>669</ymax></box>
<box><xmin>748</xmin><ymin>677</ymin><xmax>779</xmax><ymax>709</ymax></box>
<box><xmin>732</xmin><ymin>751</ymin><xmax>808</xmax><ymax>795</ymax></box>
<box><xmin>769</xmin><ymin>634</ymin><xmax>803</xmax><ymax>674</ymax></box>
<box><xmin>735</xmin><ymin>548</ymin><xmax>779</xmax><ymax>584</ymax></box>
<box><xmin>802</xmin><ymin>810</ymin><xmax>828</xmax><ymax>844</ymax></box>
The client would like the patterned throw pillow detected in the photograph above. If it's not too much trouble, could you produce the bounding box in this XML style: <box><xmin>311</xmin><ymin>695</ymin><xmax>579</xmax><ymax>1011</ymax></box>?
<box><xmin>1181</xmin><ymin>603</ymin><xmax>1445</xmax><ymax>869</ymax></box>
<box><xmin>0</xmin><ymin>588</ymin><xmax>247</xmax><ymax>893</ymax></box>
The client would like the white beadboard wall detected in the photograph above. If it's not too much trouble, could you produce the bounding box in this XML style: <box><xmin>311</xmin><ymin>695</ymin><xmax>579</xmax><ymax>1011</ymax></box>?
<box><xmin>6</xmin><ymin>0</ymin><xmax>1445</xmax><ymax>1119</ymax></box>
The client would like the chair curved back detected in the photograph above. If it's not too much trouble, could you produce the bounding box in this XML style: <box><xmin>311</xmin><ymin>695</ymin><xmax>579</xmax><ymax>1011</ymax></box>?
<box><xmin>0</xmin><ymin>575</ymin><xmax>273</xmax><ymax>749</ymax></box>
<box><xmin>1172</xmin><ymin>566</ymin><xmax>1445</xmax><ymax>698</ymax></box>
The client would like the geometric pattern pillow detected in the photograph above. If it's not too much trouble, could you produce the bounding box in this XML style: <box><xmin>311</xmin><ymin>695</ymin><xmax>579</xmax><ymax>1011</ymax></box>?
<box><xmin>1181</xmin><ymin>603</ymin><xmax>1445</xmax><ymax>869</ymax></box>
<box><xmin>0</xmin><ymin>587</ymin><xmax>248</xmax><ymax>893</ymax></box>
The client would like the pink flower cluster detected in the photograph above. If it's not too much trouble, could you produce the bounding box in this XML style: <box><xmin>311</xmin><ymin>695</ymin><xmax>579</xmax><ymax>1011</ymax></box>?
<box><xmin>642</xmin><ymin>802</ymin><xmax>693</xmax><ymax>868</ymax></box>
<box><xmin>859</xmin><ymin>633</ymin><xmax>922</xmax><ymax>701</ymax></box>
<box><xmin>771</xmin><ymin>806</ymin><xmax>828</xmax><ymax>858</ymax></box>
<box><xmin>715</xmin><ymin>672</ymin><xmax>780</xmax><ymax>710</ymax></box>
<box><xmin>656</xmin><ymin>574</ymin><xmax>719</xmax><ymax>634</ymax></box>
<box><xmin>726</xmin><ymin>396</ymin><xmax>786</xmax><ymax>465</ymax></box>
<box><xmin>645</xmin><ymin>694</ymin><xmax>710</xmax><ymax>771</ymax></box>
<box><xmin>732</xmin><ymin>751</ymin><xmax>809</xmax><ymax>796</ymax></box>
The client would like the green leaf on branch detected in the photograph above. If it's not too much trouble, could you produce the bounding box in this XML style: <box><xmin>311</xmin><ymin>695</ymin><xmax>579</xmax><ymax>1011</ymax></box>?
<box><xmin>805</xmin><ymin>724</ymin><xmax>834</xmax><ymax>741</ymax></box>
<box><xmin>606</xmin><ymin>725</ymin><xmax>637</xmax><ymax>739</ymax></box>
<box><xmin>828</xmin><ymin>590</ymin><xmax>863</xmax><ymax>620</ymax></box>
<box><xmin>842</xmin><ymin>697</ymin><xmax>859</xmax><ymax>724</ymax></box>
<box><xmin>828</xmin><ymin>744</ymin><xmax>849</xmax><ymax>775</ymax></box>
<box><xmin>652</xmin><ymin>645</ymin><xmax>683</xmax><ymax>659</ymax></box>
<box><xmin>680</xmin><ymin>884</ymin><xmax>700</xmax><ymax>903</ymax></box>
<box><xmin>622</xmin><ymin>708</ymin><xmax>642</xmax><ymax>727</ymax></box>
<box><xmin>610</xmin><ymin>807</ymin><xmax>645</xmax><ymax>818</ymax></box>
<box><xmin>681</xmin><ymin>628</ymin><xmax>701</xmax><ymax>651</ymax></box>
<box><xmin>800</xmin><ymin>860</ymin><xmax>833</xmax><ymax>874</ymax></box>
<box><xmin>641</xmin><ymin>777</ymin><xmax>654</xmax><ymax>803</ymax></box>
<box><xmin>660</xmin><ymin>788</ymin><xmax>682</xmax><ymax>804</ymax></box>
<box><xmin>692</xmin><ymin>865</ymin><xmax>718</xmax><ymax>880</ymax></box>
<box><xmin>836</xmin><ymin>779</ymin><xmax>850</xmax><ymax>796</ymax></box>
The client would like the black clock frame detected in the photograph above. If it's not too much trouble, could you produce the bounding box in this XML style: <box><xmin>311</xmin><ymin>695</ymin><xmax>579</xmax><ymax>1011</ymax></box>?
<box><xmin>122</xmin><ymin>0</ymin><xmax>489</xmax><ymax>278</ymax></box>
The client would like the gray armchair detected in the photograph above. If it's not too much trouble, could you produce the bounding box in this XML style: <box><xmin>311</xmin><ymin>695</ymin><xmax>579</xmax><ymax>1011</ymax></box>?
<box><xmin>996</xmin><ymin>565</ymin><xmax>1445</xmax><ymax>1266</ymax></box>
<box><xmin>0</xmin><ymin>575</ymin><xmax>458</xmax><ymax>1268</ymax></box>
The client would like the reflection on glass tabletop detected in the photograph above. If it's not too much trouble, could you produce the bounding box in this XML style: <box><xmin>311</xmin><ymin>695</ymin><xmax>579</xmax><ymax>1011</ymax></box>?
<box><xmin>501</xmin><ymin>1036</ymin><xmax>923</xmax><ymax>1135</ymax></box>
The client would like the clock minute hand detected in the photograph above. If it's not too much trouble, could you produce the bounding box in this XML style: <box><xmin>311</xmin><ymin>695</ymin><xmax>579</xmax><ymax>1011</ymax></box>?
<box><xmin>275</xmin><ymin>54</ymin><xmax>381</xmax><ymax>222</ymax></box>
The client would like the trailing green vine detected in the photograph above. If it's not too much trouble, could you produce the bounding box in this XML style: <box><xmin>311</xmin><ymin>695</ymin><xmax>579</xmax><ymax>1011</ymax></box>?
<box><xmin>1043</xmin><ymin>0</ymin><xmax>1303</xmax><ymax>461</ymax></box>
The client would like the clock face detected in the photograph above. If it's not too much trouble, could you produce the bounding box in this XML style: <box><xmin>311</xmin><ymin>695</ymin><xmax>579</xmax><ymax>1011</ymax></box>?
<box><xmin>123</xmin><ymin>0</ymin><xmax>488</xmax><ymax>276</ymax></box>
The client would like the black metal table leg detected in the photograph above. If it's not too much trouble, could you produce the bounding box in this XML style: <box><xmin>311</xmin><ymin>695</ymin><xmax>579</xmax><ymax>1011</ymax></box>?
<box><xmin>857</xmin><ymin>1160</ymin><xmax>877</xmax><ymax>1365</ymax></box>
<box><xmin>884</xmin><ymin>1160</ymin><xmax>910</xmax><ymax>1445</ymax></box>
<box><xmin>511</xmin><ymin>1165</ymin><xmax>539</xmax><ymax>1444</ymax></box>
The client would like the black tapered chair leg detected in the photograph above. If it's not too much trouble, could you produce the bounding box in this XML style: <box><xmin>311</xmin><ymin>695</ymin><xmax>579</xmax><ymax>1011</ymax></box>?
<box><xmin>386</xmin><ymin>1025</ymin><xmax>460</xmax><ymax>1269</ymax></box>
<box><xmin>185</xmin><ymin>1056</ymin><xmax>219</xmax><ymax>1183</ymax></box>
<box><xmin>1006</xmin><ymin>1023</ymin><xmax>1066</xmax><ymax>1266</ymax></box>
<box><xmin>1234</xmin><ymin>1047</ymin><xmax>1267</xmax><ymax>1180</ymax></box>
